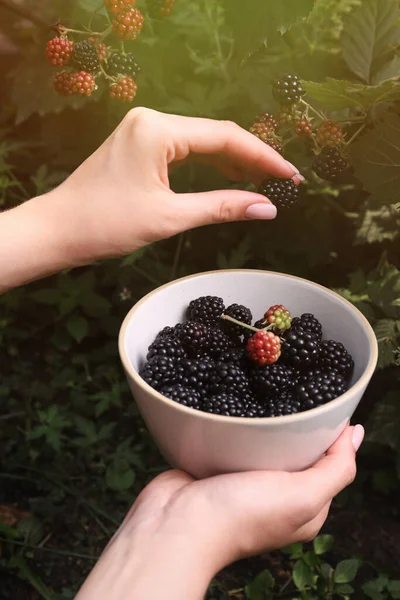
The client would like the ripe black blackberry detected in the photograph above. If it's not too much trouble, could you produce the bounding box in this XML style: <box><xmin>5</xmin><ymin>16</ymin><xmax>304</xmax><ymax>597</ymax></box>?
<box><xmin>72</xmin><ymin>40</ymin><xmax>100</xmax><ymax>73</ymax></box>
<box><xmin>177</xmin><ymin>357</ymin><xmax>214</xmax><ymax>393</ymax></box>
<box><xmin>222</xmin><ymin>304</ymin><xmax>253</xmax><ymax>338</ymax></box>
<box><xmin>258</xmin><ymin>178</ymin><xmax>300</xmax><ymax>210</ymax></box>
<box><xmin>107</xmin><ymin>52</ymin><xmax>140</xmax><ymax>78</ymax></box>
<box><xmin>266</xmin><ymin>391</ymin><xmax>302</xmax><ymax>417</ymax></box>
<box><xmin>209</xmin><ymin>361</ymin><xmax>250</xmax><ymax>396</ymax></box>
<box><xmin>139</xmin><ymin>355</ymin><xmax>176</xmax><ymax>390</ymax></box>
<box><xmin>206</xmin><ymin>327</ymin><xmax>234</xmax><ymax>359</ymax></box>
<box><xmin>160</xmin><ymin>384</ymin><xmax>201</xmax><ymax>409</ymax></box>
<box><xmin>202</xmin><ymin>393</ymin><xmax>247</xmax><ymax>417</ymax></box>
<box><xmin>175</xmin><ymin>321</ymin><xmax>209</xmax><ymax>356</ymax></box>
<box><xmin>146</xmin><ymin>336</ymin><xmax>185</xmax><ymax>361</ymax></box>
<box><xmin>291</xmin><ymin>313</ymin><xmax>322</xmax><ymax>342</ymax></box>
<box><xmin>273</xmin><ymin>75</ymin><xmax>305</xmax><ymax>106</ymax></box>
<box><xmin>282</xmin><ymin>328</ymin><xmax>319</xmax><ymax>368</ymax></box>
<box><xmin>313</xmin><ymin>148</ymin><xmax>350</xmax><ymax>182</ymax></box>
<box><xmin>245</xmin><ymin>398</ymin><xmax>267</xmax><ymax>418</ymax></box>
<box><xmin>218</xmin><ymin>347</ymin><xmax>249</xmax><ymax>369</ymax></box>
<box><xmin>155</xmin><ymin>325</ymin><xmax>177</xmax><ymax>340</ymax></box>
<box><xmin>319</xmin><ymin>340</ymin><xmax>354</xmax><ymax>379</ymax></box>
<box><xmin>250</xmin><ymin>363</ymin><xmax>295</xmax><ymax>398</ymax></box>
<box><xmin>187</xmin><ymin>295</ymin><xmax>225</xmax><ymax>326</ymax></box>
<box><xmin>295</xmin><ymin>367</ymin><xmax>325</xmax><ymax>385</ymax></box>
<box><xmin>296</xmin><ymin>371</ymin><xmax>348</xmax><ymax>409</ymax></box>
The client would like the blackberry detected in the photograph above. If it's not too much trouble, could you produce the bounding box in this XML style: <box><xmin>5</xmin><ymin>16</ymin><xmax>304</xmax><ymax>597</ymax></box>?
<box><xmin>187</xmin><ymin>296</ymin><xmax>225</xmax><ymax>326</ymax></box>
<box><xmin>175</xmin><ymin>321</ymin><xmax>209</xmax><ymax>356</ymax></box>
<box><xmin>139</xmin><ymin>355</ymin><xmax>176</xmax><ymax>390</ymax></box>
<box><xmin>155</xmin><ymin>325</ymin><xmax>177</xmax><ymax>340</ymax></box>
<box><xmin>282</xmin><ymin>328</ymin><xmax>319</xmax><ymax>368</ymax></box>
<box><xmin>202</xmin><ymin>393</ymin><xmax>247</xmax><ymax>417</ymax></box>
<box><xmin>218</xmin><ymin>347</ymin><xmax>249</xmax><ymax>369</ymax></box>
<box><xmin>160</xmin><ymin>384</ymin><xmax>201</xmax><ymax>409</ymax></box>
<box><xmin>245</xmin><ymin>399</ymin><xmax>267</xmax><ymax>418</ymax></box>
<box><xmin>247</xmin><ymin>330</ymin><xmax>282</xmax><ymax>366</ymax></box>
<box><xmin>222</xmin><ymin>304</ymin><xmax>252</xmax><ymax>338</ymax></box>
<box><xmin>250</xmin><ymin>363</ymin><xmax>295</xmax><ymax>398</ymax></box>
<box><xmin>273</xmin><ymin>75</ymin><xmax>305</xmax><ymax>106</ymax></box>
<box><xmin>107</xmin><ymin>52</ymin><xmax>140</xmax><ymax>78</ymax></box>
<box><xmin>209</xmin><ymin>361</ymin><xmax>249</xmax><ymax>396</ymax></box>
<box><xmin>109</xmin><ymin>77</ymin><xmax>137</xmax><ymax>103</ymax></box>
<box><xmin>291</xmin><ymin>313</ymin><xmax>322</xmax><ymax>342</ymax></box>
<box><xmin>205</xmin><ymin>327</ymin><xmax>234</xmax><ymax>359</ymax></box>
<box><xmin>267</xmin><ymin>139</ymin><xmax>284</xmax><ymax>156</ymax></box>
<box><xmin>71</xmin><ymin>71</ymin><xmax>96</xmax><ymax>97</ymax></box>
<box><xmin>72</xmin><ymin>40</ymin><xmax>100</xmax><ymax>73</ymax></box>
<box><xmin>266</xmin><ymin>391</ymin><xmax>302</xmax><ymax>417</ymax></box>
<box><xmin>177</xmin><ymin>357</ymin><xmax>214</xmax><ymax>393</ymax></box>
<box><xmin>316</xmin><ymin>120</ymin><xmax>343</xmax><ymax>148</ymax></box>
<box><xmin>295</xmin><ymin>367</ymin><xmax>325</xmax><ymax>385</ymax></box>
<box><xmin>319</xmin><ymin>340</ymin><xmax>354</xmax><ymax>379</ymax></box>
<box><xmin>147</xmin><ymin>336</ymin><xmax>185</xmax><ymax>361</ymax></box>
<box><xmin>295</xmin><ymin>119</ymin><xmax>313</xmax><ymax>136</ymax></box>
<box><xmin>296</xmin><ymin>371</ymin><xmax>348</xmax><ymax>409</ymax></box>
<box><xmin>112</xmin><ymin>7</ymin><xmax>145</xmax><ymax>40</ymax></box>
<box><xmin>313</xmin><ymin>148</ymin><xmax>350</xmax><ymax>182</ymax></box>
<box><xmin>258</xmin><ymin>178</ymin><xmax>300</xmax><ymax>211</ymax></box>
<box><xmin>46</xmin><ymin>37</ymin><xmax>73</xmax><ymax>67</ymax></box>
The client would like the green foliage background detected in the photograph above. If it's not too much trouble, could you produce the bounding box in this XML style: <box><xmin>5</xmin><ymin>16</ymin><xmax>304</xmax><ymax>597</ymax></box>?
<box><xmin>0</xmin><ymin>0</ymin><xmax>399</xmax><ymax>598</ymax></box>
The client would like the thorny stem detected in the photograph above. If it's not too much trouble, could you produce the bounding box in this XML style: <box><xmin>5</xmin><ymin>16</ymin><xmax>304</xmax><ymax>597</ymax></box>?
<box><xmin>345</xmin><ymin>123</ymin><xmax>366</xmax><ymax>146</ymax></box>
<box><xmin>99</xmin><ymin>62</ymin><xmax>115</xmax><ymax>82</ymax></box>
<box><xmin>301</xmin><ymin>98</ymin><xmax>325</xmax><ymax>121</ymax></box>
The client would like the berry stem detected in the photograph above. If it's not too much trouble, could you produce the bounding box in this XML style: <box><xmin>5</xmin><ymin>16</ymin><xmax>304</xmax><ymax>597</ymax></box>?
<box><xmin>221</xmin><ymin>314</ymin><xmax>260</xmax><ymax>333</ymax></box>
<box><xmin>300</xmin><ymin>98</ymin><xmax>325</xmax><ymax>121</ymax></box>
<box><xmin>99</xmin><ymin>62</ymin><xmax>115</xmax><ymax>82</ymax></box>
<box><xmin>345</xmin><ymin>123</ymin><xmax>366</xmax><ymax>146</ymax></box>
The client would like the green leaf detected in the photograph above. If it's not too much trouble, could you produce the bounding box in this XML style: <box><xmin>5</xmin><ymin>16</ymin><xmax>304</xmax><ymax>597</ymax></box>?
<box><xmin>334</xmin><ymin>559</ymin><xmax>360</xmax><ymax>583</ymax></box>
<box><xmin>66</xmin><ymin>315</ymin><xmax>89</xmax><ymax>343</ymax></box>
<box><xmin>77</xmin><ymin>0</ymin><xmax>107</xmax><ymax>14</ymax></box>
<box><xmin>225</xmin><ymin>0</ymin><xmax>315</xmax><ymax>61</ymax></box>
<box><xmin>281</xmin><ymin>542</ymin><xmax>304</xmax><ymax>557</ymax></box>
<box><xmin>313</xmin><ymin>535</ymin><xmax>334</xmax><ymax>555</ymax></box>
<box><xmin>245</xmin><ymin>569</ymin><xmax>275</xmax><ymax>600</ymax></box>
<box><xmin>387</xmin><ymin>580</ymin><xmax>400</xmax><ymax>599</ymax></box>
<box><xmin>303</xmin><ymin>79</ymin><xmax>363</xmax><ymax>110</ymax></box>
<box><xmin>30</xmin><ymin>289</ymin><xmax>62</xmax><ymax>306</ymax></box>
<box><xmin>363</xmin><ymin>576</ymin><xmax>389</xmax><ymax>600</ymax></box>
<box><xmin>80</xmin><ymin>292</ymin><xmax>112</xmax><ymax>318</ymax></box>
<box><xmin>341</xmin><ymin>0</ymin><xmax>400</xmax><ymax>83</ymax></box>
<box><xmin>293</xmin><ymin>559</ymin><xmax>315</xmax><ymax>590</ymax></box>
<box><xmin>355</xmin><ymin>205</ymin><xmax>400</xmax><ymax>245</ymax></box>
<box><xmin>106</xmin><ymin>458</ymin><xmax>135</xmax><ymax>491</ymax></box>
<box><xmin>321</xmin><ymin>563</ymin><xmax>334</xmax><ymax>581</ymax></box>
<box><xmin>350</xmin><ymin>114</ymin><xmax>400</xmax><ymax>203</ymax></box>
<box><xmin>335</xmin><ymin>583</ymin><xmax>355</xmax><ymax>595</ymax></box>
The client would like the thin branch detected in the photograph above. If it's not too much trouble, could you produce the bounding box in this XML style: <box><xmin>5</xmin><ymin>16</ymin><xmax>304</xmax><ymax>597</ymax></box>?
<box><xmin>0</xmin><ymin>0</ymin><xmax>49</xmax><ymax>30</ymax></box>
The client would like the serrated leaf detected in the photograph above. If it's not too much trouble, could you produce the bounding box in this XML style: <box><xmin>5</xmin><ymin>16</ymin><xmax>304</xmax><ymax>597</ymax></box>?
<box><xmin>293</xmin><ymin>559</ymin><xmax>314</xmax><ymax>590</ymax></box>
<box><xmin>77</xmin><ymin>0</ymin><xmax>106</xmax><ymax>14</ymax></box>
<box><xmin>313</xmin><ymin>535</ymin><xmax>334</xmax><ymax>555</ymax></box>
<box><xmin>225</xmin><ymin>0</ymin><xmax>315</xmax><ymax>61</ymax></box>
<box><xmin>366</xmin><ymin>390</ymin><xmax>400</xmax><ymax>453</ymax></box>
<box><xmin>341</xmin><ymin>0</ymin><xmax>400</xmax><ymax>84</ymax></box>
<box><xmin>350</xmin><ymin>114</ymin><xmax>400</xmax><ymax>203</ymax></box>
<box><xmin>334</xmin><ymin>559</ymin><xmax>360</xmax><ymax>583</ymax></box>
<box><xmin>245</xmin><ymin>569</ymin><xmax>275</xmax><ymax>600</ymax></box>
<box><xmin>303</xmin><ymin>79</ymin><xmax>363</xmax><ymax>110</ymax></box>
<box><xmin>80</xmin><ymin>292</ymin><xmax>112</xmax><ymax>318</ymax></box>
<box><xmin>66</xmin><ymin>315</ymin><xmax>89</xmax><ymax>343</ymax></box>
<box><xmin>335</xmin><ymin>583</ymin><xmax>355</xmax><ymax>595</ymax></box>
<box><xmin>355</xmin><ymin>206</ymin><xmax>400</xmax><ymax>245</ymax></box>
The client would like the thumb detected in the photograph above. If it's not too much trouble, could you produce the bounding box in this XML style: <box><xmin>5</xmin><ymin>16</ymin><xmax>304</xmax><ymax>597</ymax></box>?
<box><xmin>174</xmin><ymin>189</ymin><xmax>278</xmax><ymax>229</ymax></box>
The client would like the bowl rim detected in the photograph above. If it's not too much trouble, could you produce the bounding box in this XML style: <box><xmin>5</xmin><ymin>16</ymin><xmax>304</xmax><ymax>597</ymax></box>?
<box><xmin>118</xmin><ymin>269</ymin><xmax>379</xmax><ymax>425</ymax></box>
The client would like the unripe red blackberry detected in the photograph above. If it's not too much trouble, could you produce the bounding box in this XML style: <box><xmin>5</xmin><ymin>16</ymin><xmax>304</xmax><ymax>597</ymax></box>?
<box><xmin>104</xmin><ymin>0</ymin><xmax>135</xmax><ymax>13</ymax></box>
<box><xmin>295</xmin><ymin>119</ymin><xmax>313</xmax><ymax>136</ymax></box>
<box><xmin>112</xmin><ymin>7</ymin><xmax>144</xmax><ymax>40</ymax></box>
<box><xmin>53</xmin><ymin>71</ymin><xmax>75</xmax><ymax>96</ymax></box>
<box><xmin>109</xmin><ymin>77</ymin><xmax>138</xmax><ymax>102</ymax></box>
<box><xmin>316</xmin><ymin>120</ymin><xmax>343</xmax><ymax>147</ymax></box>
<box><xmin>46</xmin><ymin>37</ymin><xmax>73</xmax><ymax>67</ymax></box>
<box><xmin>71</xmin><ymin>71</ymin><xmax>96</xmax><ymax>97</ymax></box>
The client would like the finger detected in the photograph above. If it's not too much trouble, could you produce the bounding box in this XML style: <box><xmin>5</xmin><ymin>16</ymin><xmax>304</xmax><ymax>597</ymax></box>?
<box><xmin>293</xmin><ymin>426</ymin><xmax>362</xmax><ymax>509</ymax></box>
<box><xmin>173</xmin><ymin>189</ymin><xmax>277</xmax><ymax>230</ymax></box>
<box><xmin>161</xmin><ymin>114</ymin><xmax>302</xmax><ymax>182</ymax></box>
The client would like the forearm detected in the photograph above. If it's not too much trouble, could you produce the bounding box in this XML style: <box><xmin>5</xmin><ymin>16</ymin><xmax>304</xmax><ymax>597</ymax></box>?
<box><xmin>0</xmin><ymin>191</ymin><xmax>85</xmax><ymax>293</ymax></box>
<box><xmin>75</xmin><ymin>529</ymin><xmax>216</xmax><ymax>600</ymax></box>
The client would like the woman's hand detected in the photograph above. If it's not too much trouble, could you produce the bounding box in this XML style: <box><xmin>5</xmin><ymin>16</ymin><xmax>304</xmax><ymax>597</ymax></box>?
<box><xmin>76</xmin><ymin>425</ymin><xmax>364</xmax><ymax>600</ymax></box>
<box><xmin>54</xmin><ymin>107</ymin><xmax>303</xmax><ymax>262</ymax></box>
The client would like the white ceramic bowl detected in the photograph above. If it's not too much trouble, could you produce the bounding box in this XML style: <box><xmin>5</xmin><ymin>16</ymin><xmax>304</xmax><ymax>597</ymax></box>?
<box><xmin>119</xmin><ymin>270</ymin><xmax>378</xmax><ymax>479</ymax></box>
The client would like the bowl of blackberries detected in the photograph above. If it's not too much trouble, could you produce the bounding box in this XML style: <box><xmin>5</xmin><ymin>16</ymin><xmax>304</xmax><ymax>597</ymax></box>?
<box><xmin>119</xmin><ymin>270</ymin><xmax>378</xmax><ymax>478</ymax></box>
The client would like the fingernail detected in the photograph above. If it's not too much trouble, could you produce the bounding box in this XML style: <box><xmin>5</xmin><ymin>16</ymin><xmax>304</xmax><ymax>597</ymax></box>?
<box><xmin>245</xmin><ymin>203</ymin><xmax>277</xmax><ymax>220</ymax></box>
<box><xmin>352</xmin><ymin>424</ymin><xmax>365</xmax><ymax>452</ymax></box>
<box><xmin>285</xmin><ymin>160</ymin><xmax>305</xmax><ymax>185</ymax></box>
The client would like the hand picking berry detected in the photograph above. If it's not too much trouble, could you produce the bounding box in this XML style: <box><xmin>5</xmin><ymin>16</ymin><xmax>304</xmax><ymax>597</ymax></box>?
<box><xmin>258</xmin><ymin>178</ymin><xmax>300</xmax><ymax>211</ymax></box>
<box><xmin>139</xmin><ymin>294</ymin><xmax>354</xmax><ymax>419</ymax></box>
